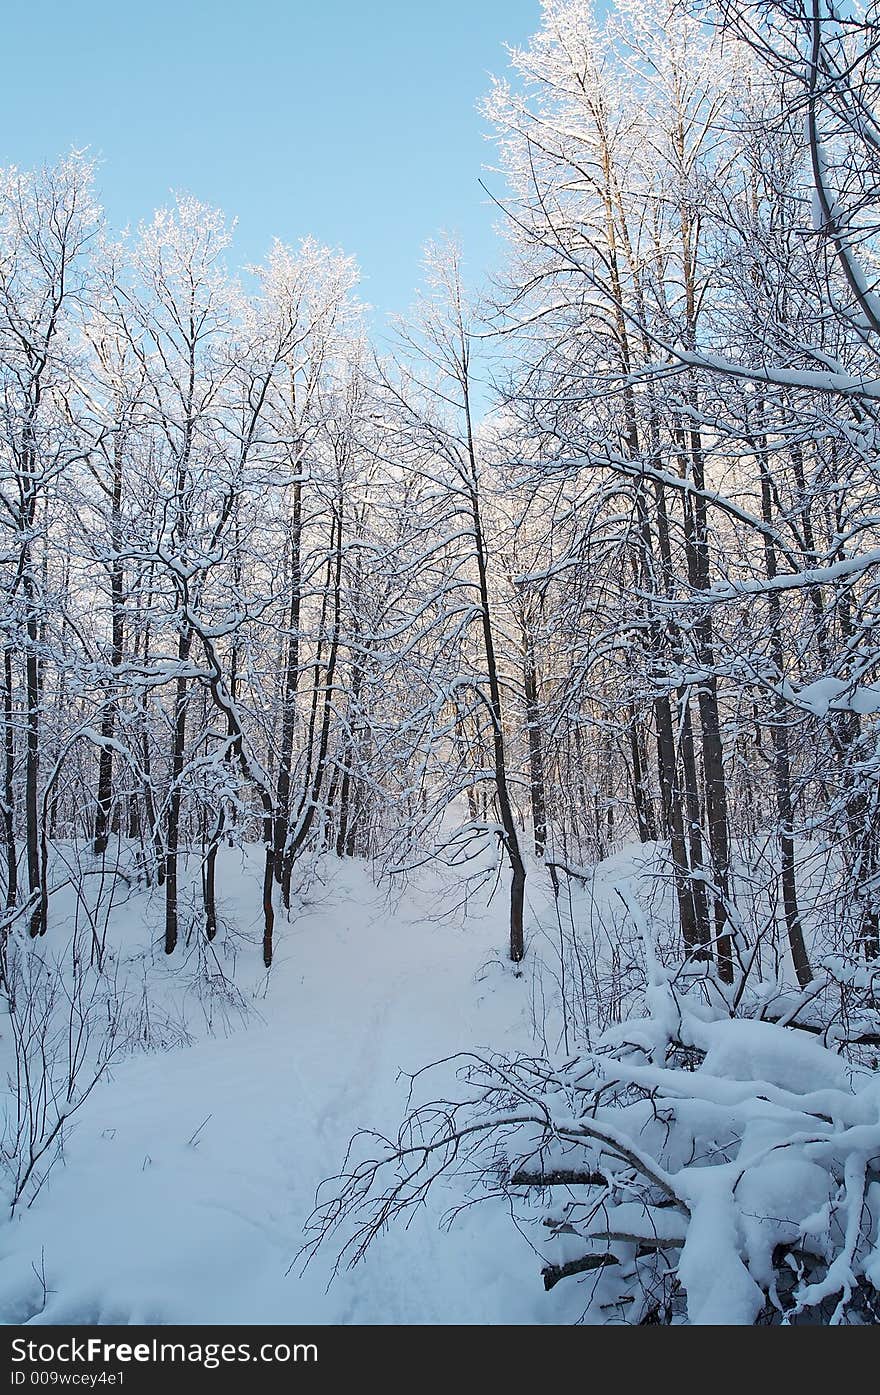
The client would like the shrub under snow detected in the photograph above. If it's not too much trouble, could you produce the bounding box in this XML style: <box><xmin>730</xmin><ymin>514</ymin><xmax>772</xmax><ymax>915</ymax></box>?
<box><xmin>306</xmin><ymin>947</ymin><xmax>880</xmax><ymax>1325</ymax></box>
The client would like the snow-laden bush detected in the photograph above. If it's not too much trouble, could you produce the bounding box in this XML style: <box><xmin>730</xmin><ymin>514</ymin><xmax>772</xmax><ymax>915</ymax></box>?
<box><xmin>0</xmin><ymin>943</ymin><xmax>130</xmax><ymax>1215</ymax></box>
<box><xmin>305</xmin><ymin>930</ymin><xmax>880</xmax><ymax>1323</ymax></box>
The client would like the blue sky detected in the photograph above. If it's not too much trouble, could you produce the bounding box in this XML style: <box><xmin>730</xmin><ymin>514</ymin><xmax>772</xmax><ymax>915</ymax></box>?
<box><xmin>0</xmin><ymin>0</ymin><xmax>543</xmax><ymax>322</ymax></box>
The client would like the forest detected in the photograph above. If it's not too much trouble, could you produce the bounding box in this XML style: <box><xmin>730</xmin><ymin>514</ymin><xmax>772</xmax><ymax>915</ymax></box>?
<box><xmin>1</xmin><ymin>0</ymin><xmax>880</xmax><ymax>1328</ymax></box>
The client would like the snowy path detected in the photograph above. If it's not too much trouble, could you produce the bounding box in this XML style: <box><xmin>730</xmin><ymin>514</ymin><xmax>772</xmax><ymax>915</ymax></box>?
<box><xmin>0</xmin><ymin>861</ymin><xmax>557</xmax><ymax>1325</ymax></box>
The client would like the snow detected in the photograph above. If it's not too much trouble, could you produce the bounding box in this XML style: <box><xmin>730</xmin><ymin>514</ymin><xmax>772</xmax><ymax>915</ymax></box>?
<box><xmin>695</xmin><ymin>1017</ymin><xmax>854</xmax><ymax>1096</ymax></box>
<box><xmin>736</xmin><ymin>1156</ymin><xmax>831</xmax><ymax>1288</ymax></box>
<box><xmin>788</xmin><ymin>676</ymin><xmax>880</xmax><ymax>718</ymax></box>
<box><xmin>789</xmin><ymin>677</ymin><xmax>851</xmax><ymax>717</ymax></box>
<box><xmin>0</xmin><ymin>845</ymin><xmax>877</xmax><ymax>1327</ymax></box>
<box><xmin>0</xmin><ymin>856</ymin><xmax>551</xmax><ymax>1326</ymax></box>
<box><xmin>677</xmin><ymin>1180</ymin><xmax>764</xmax><ymax>1325</ymax></box>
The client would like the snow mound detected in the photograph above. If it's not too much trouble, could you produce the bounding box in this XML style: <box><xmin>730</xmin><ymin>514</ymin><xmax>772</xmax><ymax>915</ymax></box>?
<box><xmin>696</xmin><ymin>1018</ymin><xmax>853</xmax><ymax>1095</ymax></box>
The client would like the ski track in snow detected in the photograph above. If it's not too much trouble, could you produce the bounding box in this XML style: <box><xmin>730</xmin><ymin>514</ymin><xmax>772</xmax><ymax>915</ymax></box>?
<box><xmin>0</xmin><ymin>859</ymin><xmax>560</xmax><ymax>1326</ymax></box>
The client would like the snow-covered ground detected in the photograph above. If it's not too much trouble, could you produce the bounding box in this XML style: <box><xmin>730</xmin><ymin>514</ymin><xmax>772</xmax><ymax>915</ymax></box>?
<box><xmin>3</xmin><ymin>842</ymin><xmax>874</xmax><ymax>1327</ymax></box>
<box><xmin>0</xmin><ymin>853</ymin><xmax>581</xmax><ymax>1325</ymax></box>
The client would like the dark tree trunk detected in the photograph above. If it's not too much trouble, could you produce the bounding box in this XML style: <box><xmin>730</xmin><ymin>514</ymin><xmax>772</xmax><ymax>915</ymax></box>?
<box><xmin>336</xmin><ymin>654</ymin><xmax>364</xmax><ymax>858</ymax></box>
<box><xmin>274</xmin><ymin>482</ymin><xmax>302</xmax><ymax>881</ymax></box>
<box><xmin>164</xmin><ymin>626</ymin><xmax>192</xmax><ymax>955</ymax></box>
<box><xmin>755</xmin><ymin>419</ymin><xmax>813</xmax><ymax>988</ymax></box>
<box><xmin>642</xmin><ymin>465</ymin><xmax>710</xmax><ymax>959</ymax></box>
<box><xmin>23</xmin><ymin>567</ymin><xmax>44</xmax><ymax>938</ymax></box>
<box><xmin>676</xmin><ymin>414</ymin><xmax>733</xmax><ymax>981</ymax></box>
<box><xmin>627</xmin><ymin>708</ymin><xmax>656</xmax><ymax>842</ymax></box>
<box><xmin>94</xmin><ymin>437</ymin><xmax>126</xmax><ymax>856</ymax></box>
<box><xmin>3</xmin><ymin>647</ymin><xmax>17</xmax><ymax>910</ymax></box>
<box><xmin>655</xmin><ymin>692</ymin><xmax>710</xmax><ymax>955</ymax></box>
<box><xmin>282</xmin><ymin>503</ymin><xmax>344</xmax><ymax>899</ymax></box>
<box><xmin>203</xmin><ymin>807</ymin><xmax>223</xmax><ymax>942</ymax></box>
<box><xmin>466</xmin><ymin>438</ymin><xmax>526</xmax><ymax>964</ymax></box>
<box><xmin>523</xmin><ymin>637</ymin><xmax>547</xmax><ymax>858</ymax></box>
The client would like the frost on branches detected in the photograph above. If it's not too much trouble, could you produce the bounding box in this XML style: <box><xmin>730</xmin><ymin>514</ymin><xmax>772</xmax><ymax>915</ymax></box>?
<box><xmin>304</xmin><ymin>899</ymin><xmax>880</xmax><ymax>1325</ymax></box>
<box><xmin>3</xmin><ymin>0</ymin><xmax>880</xmax><ymax>1329</ymax></box>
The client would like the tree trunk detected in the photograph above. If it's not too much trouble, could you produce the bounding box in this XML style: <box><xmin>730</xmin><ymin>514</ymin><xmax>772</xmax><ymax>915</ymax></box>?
<box><xmin>274</xmin><ymin>482</ymin><xmax>302</xmax><ymax>881</ymax></box>
<box><xmin>755</xmin><ymin>418</ymin><xmax>813</xmax><ymax>988</ymax></box>
<box><xmin>2</xmin><ymin>647</ymin><xmax>17</xmax><ymax>911</ymax></box>
<box><xmin>23</xmin><ymin>566</ymin><xmax>44</xmax><ymax>938</ymax></box>
<box><xmin>655</xmin><ymin>691</ymin><xmax>710</xmax><ymax>956</ymax></box>
<box><xmin>164</xmin><ymin>627</ymin><xmax>192</xmax><ymax>955</ymax></box>
<box><xmin>523</xmin><ymin>636</ymin><xmax>547</xmax><ymax>858</ymax></box>
<box><xmin>466</xmin><ymin>438</ymin><xmax>527</xmax><ymax>964</ymax></box>
<box><xmin>282</xmin><ymin>502</ymin><xmax>344</xmax><ymax>898</ymax></box>
<box><xmin>94</xmin><ymin>436</ymin><xmax>126</xmax><ymax>856</ymax></box>
<box><xmin>627</xmin><ymin>708</ymin><xmax>656</xmax><ymax>842</ymax></box>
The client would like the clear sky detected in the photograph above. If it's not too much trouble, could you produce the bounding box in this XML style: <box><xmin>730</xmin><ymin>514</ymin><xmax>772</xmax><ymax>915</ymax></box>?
<box><xmin>0</xmin><ymin>0</ymin><xmax>543</xmax><ymax>322</ymax></box>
